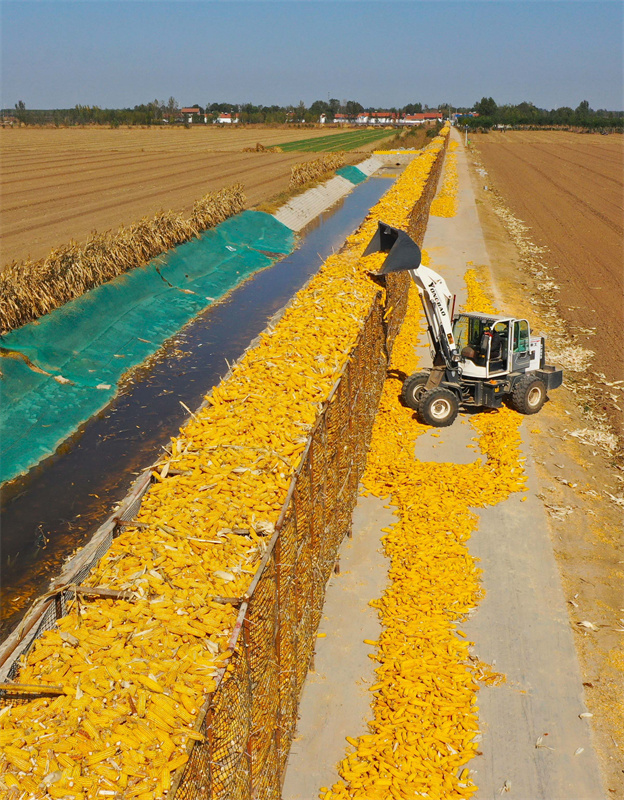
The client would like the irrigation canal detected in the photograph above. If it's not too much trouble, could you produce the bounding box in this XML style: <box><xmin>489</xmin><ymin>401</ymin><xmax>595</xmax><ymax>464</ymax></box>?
<box><xmin>1</xmin><ymin>173</ymin><xmax>396</xmax><ymax>640</ymax></box>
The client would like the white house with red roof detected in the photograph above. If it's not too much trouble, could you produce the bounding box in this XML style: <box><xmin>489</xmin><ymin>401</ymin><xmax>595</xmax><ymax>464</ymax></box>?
<box><xmin>356</xmin><ymin>111</ymin><xmax>399</xmax><ymax>125</ymax></box>
<box><xmin>215</xmin><ymin>112</ymin><xmax>240</xmax><ymax>124</ymax></box>
<box><xmin>180</xmin><ymin>106</ymin><xmax>205</xmax><ymax>123</ymax></box>
<box><xmin>400</xmin><ymin>111</ymin><xmax>443</xmax><ymax>125</ymax></box>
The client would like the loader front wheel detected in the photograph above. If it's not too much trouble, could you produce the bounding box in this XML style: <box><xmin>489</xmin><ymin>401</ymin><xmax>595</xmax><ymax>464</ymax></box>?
<box><xmin>511</xmin><ymin>375</ymin><xmax>547</xmax><ymax>414</ymax></box>
<box><xmin>417</xmin><ymin>388</ymin><xmax>459</xmax><ymax>427</ymax></box>
<box><xmin>401</xmin><ymin>372</ymin><xmax>429</xmax><ymax>410</ymax></box>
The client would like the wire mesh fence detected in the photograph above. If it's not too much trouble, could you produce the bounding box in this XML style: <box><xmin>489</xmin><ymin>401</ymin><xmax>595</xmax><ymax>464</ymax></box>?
<box><xmin>170</xmin><ymin>137</ymin><xmax>448</xmax><ymax>799</ymax></box>
<box><xmin>0</xmin><ymin>136</ymin><xmax>447</xmax><ymax>798</ymax></box>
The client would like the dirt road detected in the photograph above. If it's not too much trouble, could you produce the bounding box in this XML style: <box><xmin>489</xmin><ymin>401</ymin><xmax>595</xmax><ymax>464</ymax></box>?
<box><xmin>0</xmin><ymin>126</ymin><xmax>368</xmax><ymax>266</ymax></box>
<box><xmin>468</xmin><ymin>132</ymin><xmax>624</xmax><ymax>797</ymax></box>
<box><xmin>472</xmin><ymin>131</ymin><xmax>623</xmax><ymax>386</ymax></box>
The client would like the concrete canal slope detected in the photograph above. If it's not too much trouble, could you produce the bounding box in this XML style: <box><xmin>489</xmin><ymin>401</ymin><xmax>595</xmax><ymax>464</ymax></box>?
<box><xmin>283</xmin><ymin>128</ymin><xmax>605</xmax><ymax>799</ymax></box>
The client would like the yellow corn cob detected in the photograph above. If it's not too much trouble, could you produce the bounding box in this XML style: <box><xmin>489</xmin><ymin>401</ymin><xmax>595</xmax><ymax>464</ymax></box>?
<box><xmin>80</xmin><ymin>718</ymin><xmax>100</xmax><ymax>741</ymax></box>
<box><xmin>93</xmin><ymin>763</ymin><xmax>121</xmax><ymax>782</ymax></box>
<box><xmin>137</xmin><ymin>689</ymin><xmax>148</xmax><ymax>717</ymax></box>
<box><xmin>5</xmin><ymin>752</ymin><xmax>31</xmax><ymax>772</ymax></box>
<box><xmin>172</xmin><ymin>727</ymin><xmax>205</xmax><ymax>742</ymax></box>
<box><xmin>157</xmin><ymin>767</ymin><xmax>172</xmax><ymax>792</ymax></box>
<box><xmin>83</xmin><ymin>745</ymin><xmax>118</xmax><ymax>767</ymax></box>
<box><xmin>134</xmin><ymin>719</ymin><xmax>157</xmax><ymax>744</ymax></box>
<box><xmin>145</xmin><ymin>707</ymin><xmax>174</xmax><ymax>731</ymax></box>
<box><xmin>153</xmin><ymin>726</ymin><xmax>176</xmax><ymax>754</ymax></box>
<box><xmin>135</xmin><ymin>674</ymin><xmax>164</xmax><ymax>694</ymax></box>
<box><xmin>105</xmin><ymin>663</ymin><xmax>122</xmax><ymax>682</ymax></box>
<box><xmin>4</xmin><ymin>744</ymin><xmax>31</xmax><ymax>762</ymax></box>
<box><xmin>151</xmin><ymin>691</ymin><xmax>176</xmax><ymax>713</ymax></box>
<box><xmin>55</xmin><ymin>752</ymin><xmax>75</xmax><ymax>769</ymax></box>
<box><xmin>162</xmin><ymin>753</ymin><xmax>189</xmax><ymax>773</ymax></box>
<box><xmin>178</xmin><ymin>692</ymin><xmax>197</xmax><ymax>716</ymax></box>
<box><xmin>113</xmin><ymin>730</ymin><xmax>141</xmax><ymax>749</ymax></box>
<box><xmin>124</xmin><ymin>780</ymin><xmax>153</xmax><ymax>798</ymax></box>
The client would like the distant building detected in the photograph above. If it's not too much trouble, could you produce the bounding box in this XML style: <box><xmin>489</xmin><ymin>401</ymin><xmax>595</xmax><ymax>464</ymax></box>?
<box><xmin>180</xmin><ymin>106</ymin><xmax>204</xmax><ymax>124</ymax></box>
<box><xmin>356</xmin><ymin>111</ymin><xmax>401</xmax><ymax>125</ymax></box>
<box><xmin>215</xmin><ymin>113</ymin><xmax>240</xmax><ymax>124</ymax></box>
<box><xmin>401</xmin><ymin>111</ymin><xmax>443</xmax><ymax>125</ymax></box>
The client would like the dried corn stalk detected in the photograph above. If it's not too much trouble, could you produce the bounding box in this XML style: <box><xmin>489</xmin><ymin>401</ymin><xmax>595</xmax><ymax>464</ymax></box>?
<box><xmin>0</xmin><ymin>184</ymin><xmax>245</xmax><ymax>334</ymax></box>
<box><xmin>289</xmin><ymin>153</ymin><xmax>346</xmax><ymax>189</ymax></box>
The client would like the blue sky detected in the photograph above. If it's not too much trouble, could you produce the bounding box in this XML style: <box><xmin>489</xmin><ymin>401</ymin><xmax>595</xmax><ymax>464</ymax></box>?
<box><xmin>1</xmin><ymin>1</ymin><xmax>622</xmax><ymax>110</ymax></box>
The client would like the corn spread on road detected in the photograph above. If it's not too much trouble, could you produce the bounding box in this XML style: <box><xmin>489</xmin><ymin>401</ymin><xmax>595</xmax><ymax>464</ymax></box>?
<box><xmin>318</xmin><ymin>258</ymin><xmax>527</xmax><ymax>800</ymax></box>
<box><xmin>430</xmin><ymin>143</ymin><xmax>458</xmax><ymax>218</ymax></box>
<box><xmin>294</xmin><ymin>127</ymin><xmax>602</xmax><ymax>800</ymax></box>
<box><xmin>0</xmin><ymin>133</ymin><xmax>450</xmax><ymax>797</ymax></box>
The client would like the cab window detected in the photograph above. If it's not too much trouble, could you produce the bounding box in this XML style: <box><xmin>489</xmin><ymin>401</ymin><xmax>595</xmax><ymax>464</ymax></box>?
<box><xmin>452</xmin><ymin>315</ymin><xmax>469</xmax><ymax>350</ymax></box>
<box><xmin>513</xmin><ymin>320</ymin><xmax>529</xmax><ymax>353</ymax></box>
<box><xmin>453</xmin><ymin>315</ymin><xmax>485</xmax><ymax>350</ymax></box>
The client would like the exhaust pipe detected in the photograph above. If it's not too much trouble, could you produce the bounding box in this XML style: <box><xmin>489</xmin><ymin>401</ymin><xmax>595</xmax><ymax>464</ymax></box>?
<box><xmin>363</xmin><ymin>222</ymin><xmax>422</xmax><ymax>285</ymax></box>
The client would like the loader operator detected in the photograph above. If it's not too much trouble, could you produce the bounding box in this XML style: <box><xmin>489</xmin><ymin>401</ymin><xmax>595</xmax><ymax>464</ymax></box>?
<box><xmin>481</xmin><ymin>326</ymin><xmax>502</xmax><ymax>360</ymax></box>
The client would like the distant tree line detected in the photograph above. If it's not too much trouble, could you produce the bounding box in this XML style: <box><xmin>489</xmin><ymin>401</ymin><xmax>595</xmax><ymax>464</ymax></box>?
<box><xmin>458</xmin><ymin>97</ymin><xmax>623</xmax><ymax>131</ymax></box>
<box><xmin>1</xmin><ymin>98</ymin><xmax>433</xmax><ymax>126</ymax></box>
<box><xmin>3</xmin><ymin>96</ymin><xmax>622</xmax><ymax>129</ymax></box>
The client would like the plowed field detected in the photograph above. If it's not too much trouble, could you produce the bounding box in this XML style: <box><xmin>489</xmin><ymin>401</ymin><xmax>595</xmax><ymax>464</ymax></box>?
<box><xmin>472</xmin><ymin>131</ymin><xmax>623</xmax><ymax>385</ymax></box>
<box><xmin>0</xmin><ymin>126</ymin><xmax>372</xmax><ymax>266</ymax></box>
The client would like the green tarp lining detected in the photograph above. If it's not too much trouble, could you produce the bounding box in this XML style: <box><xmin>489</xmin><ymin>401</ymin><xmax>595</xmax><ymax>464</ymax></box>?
<box><xmin>336</xmin><ymin>165</ymin><xmax>368</xmax><ymax>185</ymax></box>
<box><xmin>0</xmin><ymin>211</ymin><xmax>295</xmax><ymax>483</ymax></box>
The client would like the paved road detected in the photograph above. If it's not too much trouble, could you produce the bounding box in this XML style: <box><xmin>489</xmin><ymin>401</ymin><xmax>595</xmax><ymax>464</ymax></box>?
<box><xmin>282</xmin><ymin>129</ymin><xmax>605</xmax><ymax>800</ymax></box>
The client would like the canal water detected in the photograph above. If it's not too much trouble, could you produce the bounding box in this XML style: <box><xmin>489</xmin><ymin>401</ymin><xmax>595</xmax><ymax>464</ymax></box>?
<box><xmin>1</xmin><ymin>175</ymin><xmax>395</xmax><ymax>639</ymax></box>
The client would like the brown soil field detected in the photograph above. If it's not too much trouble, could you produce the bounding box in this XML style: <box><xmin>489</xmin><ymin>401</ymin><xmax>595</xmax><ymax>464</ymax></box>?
<box><xmin>0</xmin><ymin>126</ymin><xmax>379</xmax><ymax>266</ymax></box>
<box><xmin>467</xmin><ymin>137</ymin><xmax>624</xmax><ymax>794</ymax></box>
<box><xmin>471</xmin><ymin>130</ymin><xmax>624</xmax><ymax>388</ymax></box>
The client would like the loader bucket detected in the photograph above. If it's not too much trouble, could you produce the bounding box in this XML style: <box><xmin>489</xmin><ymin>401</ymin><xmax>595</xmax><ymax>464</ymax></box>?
<box><xmin>363</xmin><ymin>222</ymin><xmax>421</xmax><ymax>285</ymax></box>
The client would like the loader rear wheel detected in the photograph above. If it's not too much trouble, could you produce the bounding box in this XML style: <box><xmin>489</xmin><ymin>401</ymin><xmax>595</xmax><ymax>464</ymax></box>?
<box><xmin>401</xmin><ymin>372</ymin><xmax>429</xmax><ymax>410</ymax></box>
<box><xmin>417</xmin><ymin>388</ymin><xmax>459</xmax><ymax>427</ymax></box>
<box><xmin>511</xmin><ymin>374</ymin><xmax>547</xmax><ymax>414</ymax></box>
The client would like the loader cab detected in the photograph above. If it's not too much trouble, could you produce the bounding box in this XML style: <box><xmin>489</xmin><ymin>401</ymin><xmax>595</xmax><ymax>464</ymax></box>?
<box><xmin>452</xmin><ymin>313</ymin><xmax>515</xmax><ymax>378</ymax></box>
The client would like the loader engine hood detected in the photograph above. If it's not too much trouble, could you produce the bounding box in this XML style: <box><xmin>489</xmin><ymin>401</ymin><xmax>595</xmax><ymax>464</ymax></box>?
<box><xmin>363</xmin><ymin>222</ymin><xmax>422</xmax><ymax>285</ymax></box>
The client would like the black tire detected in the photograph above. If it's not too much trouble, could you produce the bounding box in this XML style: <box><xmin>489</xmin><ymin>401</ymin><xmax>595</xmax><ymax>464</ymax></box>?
<box><xmin>511</xmin><ymin>374</ymin><xmax>547</xmax><ymax>414</ymax></box>
<box><xmin>401</xmin><ymin>372</ymin><xmax>430</xmax><ymax>410</ymax></box>
<box><xmin>417</xmin><ymin>388</ymin><xmax>459</xmax><ymax>427</ymax></box>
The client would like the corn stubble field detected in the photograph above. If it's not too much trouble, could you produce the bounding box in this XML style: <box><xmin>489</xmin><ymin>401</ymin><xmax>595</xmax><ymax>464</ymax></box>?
<box><xmin>0</xmin><ymin>125</ymin><xmax>393</xmax><ymax>267</ymax></box>
<box><xmin>472</xmin><ymin>130</ymin><xmax>623</xmax><ymax>386</ymax></box>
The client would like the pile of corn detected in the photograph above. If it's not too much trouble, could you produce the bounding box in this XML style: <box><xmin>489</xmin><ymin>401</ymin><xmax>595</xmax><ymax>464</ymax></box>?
<box><xmin>0</xmin><ymin>131</ymin><xmax>449</xmax><ymax>799</ymax></box>
<box><xmin>430</xmin><ymin>145</ymin><xmax>458</xmax><ymax>218</ymax></box>
<box><xmin>0</xmin><ymin>185</ymin><xmax>245</xmax><ymax>334</ymax></box>
<box><xmin>320</xmin><ymin>267</ymin><xmax>527</xmax><ymax>797</ymax></box>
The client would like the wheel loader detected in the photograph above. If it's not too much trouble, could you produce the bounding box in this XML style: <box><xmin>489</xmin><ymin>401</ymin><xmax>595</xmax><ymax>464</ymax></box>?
<box><xmin>365</xmin><ymin>222</ymin><xmax>563</xmax><ymax>427</ymax></box>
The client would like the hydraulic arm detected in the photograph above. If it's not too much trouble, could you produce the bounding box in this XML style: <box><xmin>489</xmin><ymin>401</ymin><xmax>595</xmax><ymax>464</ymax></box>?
<box><xmin>364</xmin><ymin>222</ymin><xmax>459</xmax><ymax>369</ymax></box>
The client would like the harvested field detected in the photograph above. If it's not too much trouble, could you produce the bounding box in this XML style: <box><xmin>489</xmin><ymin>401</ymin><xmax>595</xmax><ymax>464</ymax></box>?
<box><xmin>0</xmin><ymin>126</ymin><xmax>365</xmax><ymax>266</ymax></box>
<box><xmin>467</xmin><ymin>132</ymin><xmax>624</xmax><ymax>796</ymax></box>
<box><xmin>471</xmin><ymin>131</ymin><xmax>624</xmax><ymax>386</ymax></box>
